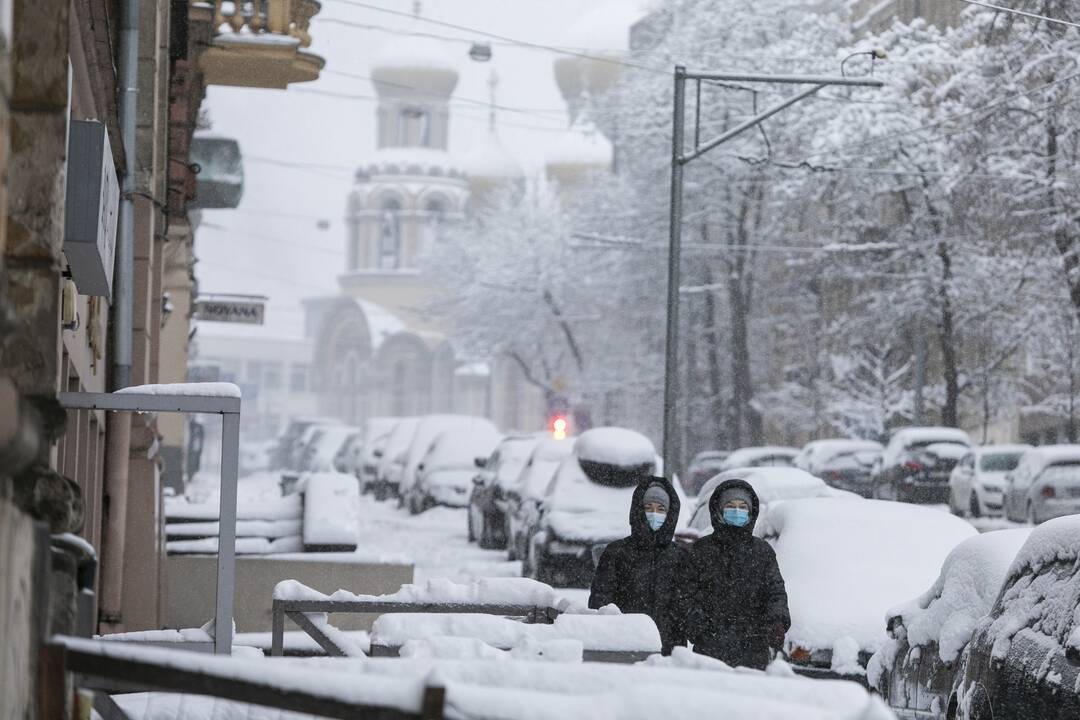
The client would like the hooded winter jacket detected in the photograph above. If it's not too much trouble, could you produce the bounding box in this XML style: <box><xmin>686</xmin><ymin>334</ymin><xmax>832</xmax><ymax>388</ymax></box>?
<box><xmin>588</xmin><ymin>476</ymin><xmax>689</xmax><ymax>654</ymax></box>
<box><xmin>676</xmin><ymin>478</ymin><xmax>790</xmax><ymax>670</ymax></box>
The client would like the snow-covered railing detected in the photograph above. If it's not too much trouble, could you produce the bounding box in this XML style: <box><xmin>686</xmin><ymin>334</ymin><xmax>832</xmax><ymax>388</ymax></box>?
<box><xmin>270</xmin><ymin>579</ymin><xmax>562</xmax><ymax>658</ymax></box>
<box><xmin>56</xmin><ymin>635</ymin><xmax>443</xmax><ymax>719</ymax></box>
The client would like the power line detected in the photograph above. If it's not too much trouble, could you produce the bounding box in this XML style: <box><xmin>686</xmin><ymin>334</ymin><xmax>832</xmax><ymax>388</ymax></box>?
<box><xmin>289</xmin><ymin>86</ymin><xmax>570</xmax><ymax>133</ymax></box>
<box><xmin>198</xmin><ymin>222</ymin><xmax>344</xmax><ymax>257</ymax></box>
<box><xmin>322</xmin><ymin>0</ymin><xmax>670</xmax><ymax>76</ymax></box>
<box><xmin>957</xmin><ymin>0</ymin><xmax>1080</xmax><ymax>30</ymax></box>
<box><xmin>322</xmin><ymin>67</ymin><xmax>565</xmax><ymax>116</ymax></box>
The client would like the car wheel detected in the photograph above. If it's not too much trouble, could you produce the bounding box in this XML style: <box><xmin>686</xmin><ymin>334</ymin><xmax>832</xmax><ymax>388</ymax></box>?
<box><xmin>467</xmin><ymin>503</ymin><xmax>476</xmax><ymax>542</ymax></box>
<box><xmin>948</xmin><ymin>488</ymin><xmax>961</xmax><ymax>515</ymax></box>
<box><xmin>408</xmin><ymin>492</ymin><xmax>424</xmax><ymax>515</ymax></box>
<box><xmin>969</xmin><ymin>491</ymin><xmax>982</xmax><ymax>519</ymax></box>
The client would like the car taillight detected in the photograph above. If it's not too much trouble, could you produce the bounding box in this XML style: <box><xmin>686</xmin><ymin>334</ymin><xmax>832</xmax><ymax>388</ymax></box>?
<box><xmin>788</xmin><ymin>646</ymin><xmax>811</xmax><ymax>664</ymax></box>
<box><xmin>826</xmin><ymin>471</ymin><xmax>842</xmax><ymax>481</ymax></box>
<box><xmin>902</xmin><ymin>461</ymin><xmax>924</xmax><ymax>472</ymax></box>
<box><xmin>1042</xmin><ymin>486</ymin><xmax>1056</xmax><ymax>499</ymax></box>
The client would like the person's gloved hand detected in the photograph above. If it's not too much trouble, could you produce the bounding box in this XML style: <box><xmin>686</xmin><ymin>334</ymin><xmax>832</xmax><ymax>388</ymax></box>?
<box><xmin>767</xmin><ymin>623</ymin><xmax>787</xmax><ymax>651</ymax></box>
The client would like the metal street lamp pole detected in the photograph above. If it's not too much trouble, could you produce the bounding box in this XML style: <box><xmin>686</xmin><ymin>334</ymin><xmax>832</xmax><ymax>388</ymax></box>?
<box><xmin>661</xmin><ymin>66</ymin><xmax>884</xmax><ymax>477</ymax></box>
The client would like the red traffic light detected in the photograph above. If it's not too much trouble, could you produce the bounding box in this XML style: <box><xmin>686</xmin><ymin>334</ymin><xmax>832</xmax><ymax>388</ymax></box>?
<box><xmin>550</xmin><ymin>415</ymin><xmax>568</xmax><ymax>440</ymax></box>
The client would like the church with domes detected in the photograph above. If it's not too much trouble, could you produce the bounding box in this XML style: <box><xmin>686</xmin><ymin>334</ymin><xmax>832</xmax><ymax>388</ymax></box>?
<box><xmin>301</xmin><ymin>7</ymin><xmax>545</xmax><ymax>431</ymax></box>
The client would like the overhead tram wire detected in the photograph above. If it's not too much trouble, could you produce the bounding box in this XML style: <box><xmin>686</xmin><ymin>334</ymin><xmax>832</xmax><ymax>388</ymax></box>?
<box><xmin>322</xmin><ymin>0</ymin><xmax>671</xmax><ymax>76</ymax></box>
<box><xmin>321</xmin><ymin>67</ymin><xmax>565</xmax><ymax>117</ymax></box>
<box><xmin>289</xmin><ymin>87</ymin><xmax>570</xmax><ymax>133</ymax></box>
<box><xmin>957</xmin><ymin>0</ymin><xmax>1080</xmax><ymax>30</ymax></box>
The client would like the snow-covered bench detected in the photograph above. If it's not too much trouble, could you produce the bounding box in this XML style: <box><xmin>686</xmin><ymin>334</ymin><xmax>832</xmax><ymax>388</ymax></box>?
<box><xmin>270</xmin><ymin>578</ymin><xmax>661</xmax><ymax>662</ymax></box>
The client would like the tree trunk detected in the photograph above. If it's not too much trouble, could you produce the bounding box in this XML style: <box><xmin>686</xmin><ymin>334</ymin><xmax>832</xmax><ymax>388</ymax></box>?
<box><xmin>703</xmin><ymin>266</ymin><xmax>725</xmax><ymax>447</ymax></box>
<box><xmin>936</xmin><ymin>237</ymin><xmax>961</xmax><ymax>427</ymax></box>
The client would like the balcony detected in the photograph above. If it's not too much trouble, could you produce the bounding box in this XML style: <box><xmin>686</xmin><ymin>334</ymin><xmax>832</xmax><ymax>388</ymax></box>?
<box><xmin>195</xmin><ymin>1</ymin><xmax>325</xmax><ymax>89</ymax></box>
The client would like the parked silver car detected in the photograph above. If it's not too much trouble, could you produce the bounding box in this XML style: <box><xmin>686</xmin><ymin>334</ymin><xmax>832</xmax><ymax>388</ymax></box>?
<box><xmin>947</xmin><ymin>444</ymin><xmax>1028</xmax><ymax>518</ymax></box>
<box><xmin>1003</xmin><ymin>445</ymin><xmax>1080</xmax><ymax>524</ymax></box>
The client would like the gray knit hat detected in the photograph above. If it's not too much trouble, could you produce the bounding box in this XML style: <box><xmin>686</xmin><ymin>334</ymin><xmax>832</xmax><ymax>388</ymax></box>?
<box><xmin>718</xmin><ymin>486</ymin><xmax>754</xmax><ymax>509</ymax></box>
<box><xmin>642</xmin><ymin>482</ymin><xmax>670</xmax><ymax>509</ymax></box>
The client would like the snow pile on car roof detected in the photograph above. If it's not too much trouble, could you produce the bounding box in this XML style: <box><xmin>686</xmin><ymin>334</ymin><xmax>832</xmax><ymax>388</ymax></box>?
<box><xmin>758</xmin><ymin>497</ymin><xmax>976</xmax><ymax>657</ymax></box>
<box><xmin>1005</xmin><ymin>513</ymin><xmax>1080</xmax><ymax>576</ymax></box>
<box><xmin>574</xmin><ymin>427</ymin><xmax>655</xmax><ymax>467</ymax></box>
<box><xmin>890</xmin><ymin>529</ymin><xmax>1031</xmax><ymax>662</ymax></box>
<box><xmin>422</xmin><ymin>425</ymin><xmax>503</xmax><ymax>471</ymax></box>
<box><xmin>274</xmin><ymin>576</ymin><xmax>560</xmax><ymax>608</ymax></box>
<box><xmin>698</xmin><ymin>467</ymin><xmax>833</xmax><ymax>509</ymax></box>
<box><xmin>1014</xmin><ymin>444</ymin><xmax>1080</xmax><ymax>473</ymax></box>
<box><xmin>720</xmin><ymin>445</ymin><xmax>798</xmax><ymax>470</ymax></box>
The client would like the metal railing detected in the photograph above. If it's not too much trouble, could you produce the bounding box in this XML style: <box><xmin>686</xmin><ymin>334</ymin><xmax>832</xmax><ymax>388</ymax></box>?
<box><xmin>210</xmin><ymin>0</ymin><xmax>319</xmax><ymax>47</ymax></box>
<box><xmin>271</xmin><ymin>597</ymin><xmax>560</xmax><ymax>657</ymax></box>
<box><xmin>57</xmin><ymin>636</ymin><xmax>446</xmax><ymax>720</ymax></box>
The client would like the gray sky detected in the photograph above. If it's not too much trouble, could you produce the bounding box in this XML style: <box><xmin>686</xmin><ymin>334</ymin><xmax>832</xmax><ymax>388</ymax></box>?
<box><xmin>195</xmin><ymin>0</ymin><xmax>644</xmax><ymax>341</ymax></box>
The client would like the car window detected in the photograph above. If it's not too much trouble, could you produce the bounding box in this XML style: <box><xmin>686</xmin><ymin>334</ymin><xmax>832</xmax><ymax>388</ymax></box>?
<box><xmin>1039</xmin><ymin>464</ymin><xmax>1080</xmax><ymax>484</ymax></box>
<box><xmin>993</xmin><ymin>560</ymin><xmax>1080</xmax><ymax>646</ymax></box>
<box><xmin>980</xmin><ymin>453</ymin><xmax>1022</xmax><ymax>472</ymax></box>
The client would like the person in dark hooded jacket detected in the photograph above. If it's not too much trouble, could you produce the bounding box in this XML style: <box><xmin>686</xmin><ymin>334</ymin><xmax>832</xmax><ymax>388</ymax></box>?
<box><xmin>588</xmin><ymin>476</ymin><xmax>688</xmax><ymax>654</ymax></box>
<box><xmin>676</xmin><ymin>478</ymin><xmax>790</xmax><ymax>669</ymax></box>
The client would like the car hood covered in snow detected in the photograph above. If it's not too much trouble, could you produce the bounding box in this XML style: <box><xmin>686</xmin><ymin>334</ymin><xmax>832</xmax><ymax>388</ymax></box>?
<box><xmin>758</xmin><ymin>497</ymin><xmax>977</xmax><ymax>657</ymax></box>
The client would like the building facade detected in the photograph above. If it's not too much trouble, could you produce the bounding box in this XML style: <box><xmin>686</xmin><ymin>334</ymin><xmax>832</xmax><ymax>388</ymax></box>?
<box><xmin>0</xmin><ymin>2</ymin><xmax>326</xmax><ymax>714</ymax></box>
<box><xmin>305</xmin><ymin>21</ymin><xmax>546</xmax><ymax>433</ymax></box>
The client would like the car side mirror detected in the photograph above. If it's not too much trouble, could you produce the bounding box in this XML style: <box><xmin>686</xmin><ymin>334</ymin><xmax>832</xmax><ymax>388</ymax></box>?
<box><xmin>373</xmin><ymin>448</ymin><xmax>384</xmax><ymax>458</ymax></box>
<box><xmin>1067</xmin><ymin>645</ymin><xmax>1080</xmax><ymax>666</ymax></box>
<box><xmin>475</xmin><ymin>457</ymin><xmax>488</xmax><ymax>469</ymax></box>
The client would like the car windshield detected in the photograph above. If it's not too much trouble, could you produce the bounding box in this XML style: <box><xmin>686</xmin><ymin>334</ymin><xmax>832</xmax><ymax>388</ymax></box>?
<box><xmin>980</xmin><ymin>452</ymin><xmax>1022</xmax><ymax>472</ymax></box>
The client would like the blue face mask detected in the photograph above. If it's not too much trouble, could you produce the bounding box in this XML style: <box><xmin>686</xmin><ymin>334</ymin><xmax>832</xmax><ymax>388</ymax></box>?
<box><xmin>645</xmin><ymin>512</ymin><xmax>667</xmax><ymax>531</ymax></box>
<box><xmin>722</xmin><ymin>507</ymin><xmax>750</xmax><ymax>527</ymax></box>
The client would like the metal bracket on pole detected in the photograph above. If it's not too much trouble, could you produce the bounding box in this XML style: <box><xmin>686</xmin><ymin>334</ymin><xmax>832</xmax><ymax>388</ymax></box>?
<box><xmin>58</xmin><ymin>388</ymin><xmax>242</xmax><ymax>655</ymax></box>
<box><xmin>661</xmin><ymin>68</ymin><xmax>883</xmax><ymax>474</ymax></box>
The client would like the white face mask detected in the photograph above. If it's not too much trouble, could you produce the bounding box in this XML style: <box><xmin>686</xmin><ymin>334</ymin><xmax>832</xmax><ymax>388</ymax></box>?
<box><xmin>645</xmin><ymin>511</ymin><xmax>667</xmax><ymax>531</ymax></box>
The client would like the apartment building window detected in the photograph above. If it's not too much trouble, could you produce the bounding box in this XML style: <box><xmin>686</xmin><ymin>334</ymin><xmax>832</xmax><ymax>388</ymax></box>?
<box><xmin>290</xmin><ymin>363</ymin><xmax>309</xmax><ymax>392</ymax></box>
<box><xmin>263</xmin><ymin>362</ymin><xmax>283</xmax><ymax>390</ymax></box>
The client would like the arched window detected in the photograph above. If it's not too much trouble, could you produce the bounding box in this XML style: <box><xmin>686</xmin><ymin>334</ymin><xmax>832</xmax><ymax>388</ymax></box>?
<box><xmin>378</xmin><ymin>198</ymin><xmax>402</xmax><ymax>269</ymax></box>
<box><xmin>397</xmin><ymin>106</ymin><xmax>431</xmax><ymax>147</ymax></box>
<box><xmin>423</xmin><ymin>197</ymin><xmax>447</xmax><ymax>246</ymax></box>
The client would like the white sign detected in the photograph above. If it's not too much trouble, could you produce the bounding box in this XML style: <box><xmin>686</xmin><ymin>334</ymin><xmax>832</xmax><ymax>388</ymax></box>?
<box><xmin>194</xmin><ymin>300</ymin><xmax>265</xmax><ymax>325</ymax></box>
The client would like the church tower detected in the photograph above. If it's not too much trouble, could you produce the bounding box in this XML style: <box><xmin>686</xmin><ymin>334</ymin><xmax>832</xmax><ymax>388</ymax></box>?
<box><xmin>339</xmin><ymin>2</ymin><xmax>469</xmax><ymax>332</ymax></box>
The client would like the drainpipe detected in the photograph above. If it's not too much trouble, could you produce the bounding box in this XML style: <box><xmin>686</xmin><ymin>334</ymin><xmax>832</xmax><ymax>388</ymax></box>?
<box><xmin>113</xmin><ymin>0</ymin><xmax>138</xmax><ymax>391</ymax></box>
<box><xmin>100</xmin><ymin>0</ymin><xmax>139</xmax><ymax>632</ymax></box>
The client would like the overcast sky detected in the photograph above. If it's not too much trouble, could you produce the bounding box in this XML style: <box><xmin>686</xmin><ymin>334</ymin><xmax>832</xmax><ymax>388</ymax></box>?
<box><xmin>195</xmin><ymin>0</ymin><xmax>646</xmax><ymax>342</ymax></box>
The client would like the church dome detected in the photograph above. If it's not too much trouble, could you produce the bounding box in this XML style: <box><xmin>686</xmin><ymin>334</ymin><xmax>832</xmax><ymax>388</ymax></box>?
<box><xmin>371</xmin><ymin>31</ymin><xmax>459</xmax><ymax>98</ymax></box>
<box><xmin>463</xmin><ymin>127</ymin><xmax>524</xmax><ymax>195</ymax></box>
<box><xmin>553</xmin><ymin>1</ymin><xmax>650</xmax><ymax>110</ymax></box>
<box><xmin>545</xmin><ymin>118</ymin><xmax>612</xmax><ymax>184</ymax></box>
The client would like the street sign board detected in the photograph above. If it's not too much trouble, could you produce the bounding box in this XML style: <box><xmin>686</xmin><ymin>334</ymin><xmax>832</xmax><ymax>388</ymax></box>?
<box><xmin>194</xmin><ymin>299</ymin><xmax>265</xmax><ymax>325</ymax></box>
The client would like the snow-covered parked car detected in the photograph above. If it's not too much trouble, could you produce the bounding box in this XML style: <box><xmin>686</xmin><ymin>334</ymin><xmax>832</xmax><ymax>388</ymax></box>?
<box><xmin>298</xmin><ymin>425</ymin><xmax>359</xmax><ymax>474</ymax></box>
<box><xmin>869</xmin><ymin>529</ymin><xmax>1032</xmax><ymax>719</ymax></box>
<box><xmin>757</xmin><ymin>497</ymin><xmax>976</xmax><ymax>679</ymax></box>
<box><xmin>468</xmin><ymin>434</ymin><xmax>540</xmax><ymax>549</ymax></box>
<box><xmin>718</xmin><ymin>445</ymin><xmax>799</xmax><ymax>472</ymax></box>
<box><xmin>872</xmin><ymin>427</ymin><xmax>972</xmax><ymax>504</ymax></box>
<box><xmin>353</xmin><ymin>417</ymin><xmax>399</xmax><ymax>493</ymax></box>
<box><xmin>505</xmin><ymin>437</ymin><xmax>575</xmax><ymax>563</ymax></box>
<box><xmin>948</xmin><ymin>515</ymin><xmax>1080</xmax><ymax>719</ymax></box>
<box><xmin>1003</xmin><ymin>444</ymin><xmax>1080</xmax><ymax>525</ymax></box>
<box><xmin>272</xmin><ymin>416</ymin><xmax>340</xmax><ymax>470</ymax></box>
<box><xmin>525</xmin><ymin>427</ymin><xmax>659</xmax><ymax>588</ymax></box>
<box><xmin>399</xmin><ymin>414</ymin><xmax>500</xmax><ymax>513</ymax></box>
<box><xmin>947</xmin><ymin>444</ymin><xmax>1028</xmax><ymax>518</ymax></box>
<box><xmin>795</xmin><ymin>439</ymin><xmax>883</xmax><ymax>498</ymax></box>
<box><xmin>373</xmin><ymin>416</ymin><xmax>419</xmax><ymax>500</ymax></box>
<box><xmin>678</xmin><ymin>467</ymin><xmax>850</xmax><ymax>543</ymax></box>
<box><xmin>412</xmin><ymin>425</ymin><xmax>503</xmax><ymax>512</ymax></box>
<box><xmin>684</xmin><ymin>450</ymin><xmax>730</xmax><ymax>496</ymax></box>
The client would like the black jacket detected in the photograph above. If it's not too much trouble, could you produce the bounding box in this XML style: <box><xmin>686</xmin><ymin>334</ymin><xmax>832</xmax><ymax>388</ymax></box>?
<box><xmin>676</xmin><ymin>478</ymin><xmax>790</xmax><ymax>670</ymax></box>
<box><xmin>588</xmin><ymin>476</ymin><xmax>688</xmax><ymax>654</ymax></box>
